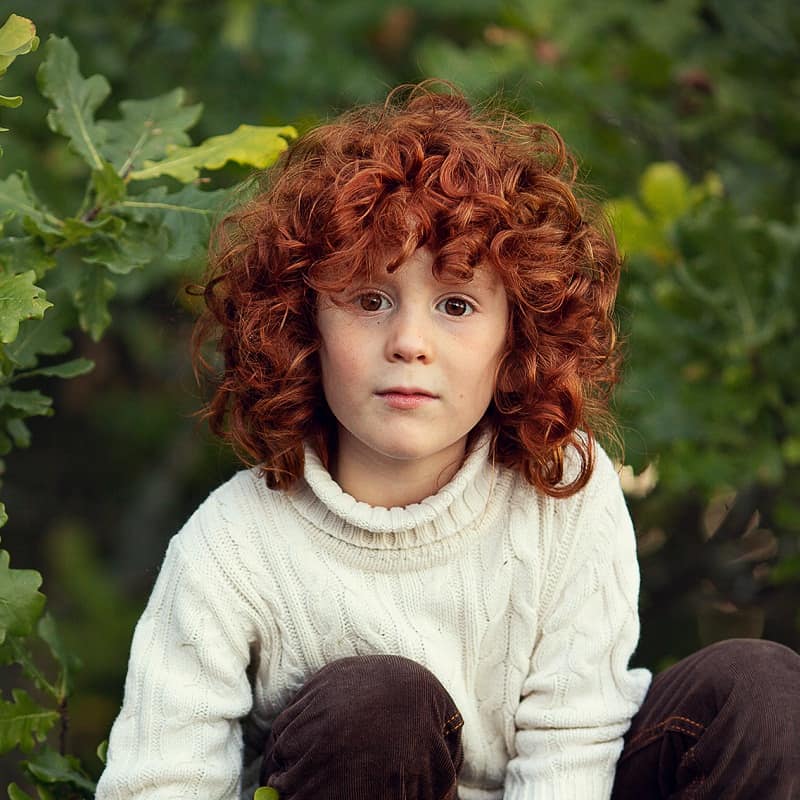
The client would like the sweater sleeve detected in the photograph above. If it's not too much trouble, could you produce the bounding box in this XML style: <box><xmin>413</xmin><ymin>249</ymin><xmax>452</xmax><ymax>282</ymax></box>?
<box><xmin>504</xmin><ymin>453</ymin><xmax>652</xmax><ymax>800</ymax></box>
<box><xmin>95</xmin><ymin>500</ymin><xmax>258</xmax><ymax>800</ymax></box>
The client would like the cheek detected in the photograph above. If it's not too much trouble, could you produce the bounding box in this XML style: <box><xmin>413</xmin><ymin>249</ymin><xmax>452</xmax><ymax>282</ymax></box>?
<box><xmin>319</xmin><ymin>341</ymin><xmax>363</xmax><ymax>398</ymax></box>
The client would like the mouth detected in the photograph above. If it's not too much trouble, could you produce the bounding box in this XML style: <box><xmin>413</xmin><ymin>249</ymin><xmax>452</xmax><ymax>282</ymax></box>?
<box><xmin>376</xmin><ymin>387</ymin><xmax>438</xmax><ymax>398</ymax></box>
<box><xmin>375</xmin><ymin>387</ymin><xmax>438</xmax><ymax>409</ymax></box>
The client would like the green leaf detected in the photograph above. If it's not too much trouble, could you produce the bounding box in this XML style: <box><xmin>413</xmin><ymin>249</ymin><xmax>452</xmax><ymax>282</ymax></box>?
<box><xmin>38</xmin><ymin>613</ymin><xmax>80</xmax><ymax>700</ymax></box>
<box><xmin>23</xmin><ymin>748</ymin><xmax>96</xmax><ymax>794</ymax></box>
<box><xmin>60</xmin><ymin>213</ymin><xmax>123</xmax><ymax>247</ymax></box>
<box><xmin>6</xmin><ymin>417</ymin><xmax>30</xmax><ymax>448</ymax></box>
<box><xmin>129</xmin><ymin>123</ymin><xmax>296</xmax><ymax>182</ymax></box>
<box><xmin>0</xmin><ymin>271</ymin><xmax>52</xmax><ymax>344</ymax></box>
<box><xmin>0</xmin><ymin>548</ymin><xmax>45</xmax><ymax>644</ymax></box>
<box><xmin>639</xmin><ymin>162</ymin><xmax>692</xmax><ymax>224</ymax></box>
<box><xmin>8</xmin><ymin>782</ymin><xmax>36</xmax><ymax>800</ymax></box>
<box><xmin>606</xmin><ymin>197</ymin><xmax>670</xmax><ymax>262</ymax></box>
<box><xmin>98</xmin><ymin>88</ymin><xmax>202</xmax><ymax>176</ymax></box>
<box><xmin>0</xmin><ymin>95</ymin><xmax>22</xmax><ymax>109</ymax></box>
<box><xmin>2</xmin><ymin>636</ymin><xmax>57</xmax><ymax>698</ymax></box>
<box><xmin>83</xmin><ymin>220</ymin><xmax>165</xmax><ymax>274</ymax></box>
<box><xmin>0</xmin><ymin>503</ymin><xmax>6</xmax><ymax>528</ymax></box>
<box><xmin>0</xmin><ymin>388</ymin><xmax>52</xmax><ymax>417</ymax></box>
<box><xmin>5</xmin><ymin>299</ymin><xmax>73</xmax><ymax>369</ymax></box>
<box><xmin>117</xmin><ymin>183</ymin><xmax>226</xmax><ymax>264</ymax></box>
<box><xmin>0</xmin><ymin>238</ymin><xmax>57</xmax><ymax>280</ymax></box>
<box><xmin>254</xmin><ymin>789</ymin><xmax>280</xmax><ymax>800</ymax></box>
<box><xmin>37</xmin><ymin>36</ymin><xmax>109</xmax><ymax>171</ymax></box>
<box><xmin>96</xmin><ymin>739</ymin><xmax>108</xmax><ymax>765</ymax></box>
<box><xmin>0</xmin><ymin>14</ymin><xmax>39</xmax><ymax>78</ymax></box>
<box><xmin>90</xmin><ymin>161</ymin><xmax>126</xmax><ymax>206</ymax></box>
<box><xmin>74</xmin><ymin>266</ymin><xmax>115</xmax><ymax>341</ymax></box>
<box><xmin>0</xmin><ymin>174</ymin><xmax>63</xmax><ymax>237</ymax></box>
<box><xmin>14</xmin><ymin>358</ymin><xmax>93</xmax><ymax>381</ymax></box>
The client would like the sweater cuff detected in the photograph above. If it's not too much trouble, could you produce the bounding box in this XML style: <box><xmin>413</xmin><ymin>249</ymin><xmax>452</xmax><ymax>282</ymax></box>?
<box><xmin>503</xmin><ymin>771</ymin><xmax>614</xmax><ymax>800</ymax></box>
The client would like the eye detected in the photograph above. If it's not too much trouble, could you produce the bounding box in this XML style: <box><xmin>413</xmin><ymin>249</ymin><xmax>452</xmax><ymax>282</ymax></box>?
<box><xmin>357</xmin><ymin>292</ymin><xmax>390</xmax><ymax>312</ymax></box>
<box><xmin>437</xmin><ymin>296</ymin><xmax>474</xmax><ymax>317</ymax></box>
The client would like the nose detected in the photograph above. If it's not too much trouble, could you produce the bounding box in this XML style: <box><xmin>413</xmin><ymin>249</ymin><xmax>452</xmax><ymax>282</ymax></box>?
<box><xmin>384</xmin><ymin>305</ymin><xmax>433</xmax><ymax>363</ymax></box>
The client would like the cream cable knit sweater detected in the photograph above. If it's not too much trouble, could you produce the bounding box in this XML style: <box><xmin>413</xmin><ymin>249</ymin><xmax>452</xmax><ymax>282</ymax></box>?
<box><xmin>96</xmin><ymin>437</ymin><xmax>651</xmax><ymax>800</ymax></box>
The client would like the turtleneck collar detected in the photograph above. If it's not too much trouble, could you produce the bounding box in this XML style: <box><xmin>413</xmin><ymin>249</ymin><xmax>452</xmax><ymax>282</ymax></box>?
<box><xmin>284</xmin><ymin>432</ymin><xmax>511</xmax><ymax>550</ymax></box>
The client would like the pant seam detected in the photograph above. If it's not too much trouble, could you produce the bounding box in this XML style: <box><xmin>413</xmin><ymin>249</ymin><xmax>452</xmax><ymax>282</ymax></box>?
<box><xmin>622</xmin><ymin>714</ymin><xmax>706</xmax><ymax>758</ymax></box>
<box><xmin>443</xmin><ymin>710</ymin><xmax>464</xmax><ymax>735</ymax></box>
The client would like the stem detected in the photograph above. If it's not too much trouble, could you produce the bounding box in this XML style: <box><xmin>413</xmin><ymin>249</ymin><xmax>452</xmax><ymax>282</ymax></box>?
<box><xmin>58</xmin><ymin>696</ymin><xmax>69</xmax><ymax>756</ymax></box>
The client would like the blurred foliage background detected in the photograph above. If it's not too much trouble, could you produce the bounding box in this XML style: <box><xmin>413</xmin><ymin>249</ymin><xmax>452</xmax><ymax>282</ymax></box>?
<box><xmin>0</xmin><ymin>0</ymin><xmax>798</xmax><ymax>784</ymax></box>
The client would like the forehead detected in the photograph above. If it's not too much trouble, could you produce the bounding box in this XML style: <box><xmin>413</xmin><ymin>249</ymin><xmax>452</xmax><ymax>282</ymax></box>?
<box><xmin>367</xmin><ymin>247</ymin><xmax>504</xmax><ymax>291</ymax></box>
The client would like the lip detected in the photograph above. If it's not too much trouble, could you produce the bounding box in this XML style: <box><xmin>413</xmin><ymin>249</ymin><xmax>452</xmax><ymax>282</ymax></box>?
<box><xmin>376</xmin><ymin>387</ymin><xmax>438</xmax><ymax>410</ymax></box>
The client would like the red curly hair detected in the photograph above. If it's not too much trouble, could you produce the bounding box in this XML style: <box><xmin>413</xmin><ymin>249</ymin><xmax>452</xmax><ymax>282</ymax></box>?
<box><xmin>194</xmin><ymin>82</ymin><xmax>622</xmax><ymax>498</ymax></box>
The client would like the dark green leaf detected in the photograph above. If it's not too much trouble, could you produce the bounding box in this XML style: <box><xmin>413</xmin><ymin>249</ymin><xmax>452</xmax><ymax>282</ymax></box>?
<box><xmin>0</xmin><ymin>238</ymin><xmax>57</xmax><ymax>280</ymax></box>
<box><xmin>60</xmin><ymin>213</ymin><xmax>122</xmax><ymax>247</ymax></box>
<box><xmin>5</xmin><ymin>300</ymin><xmax>73</xmax><ymax>370</ymax></box>
<box><xmin>6</xmin><ymin>417</ymin><xmax>29</xmax><ymax>447</ymax></box>
<box><xmin>0</xmin><ymin>271</ymin><xmax>51</xmax><ymax>344</ymax></box>
<box><xmin>74</xmin><ymin>266</ymin><xmax>115</xmax><ymax>341</ymax></box>
<box><xmin>0</xmin><ymin>174</ymin><xmax>63</xmax><ymax>238</ymax></box>
<box><xmin>98</xmin><ymin>88</ymin><xmax>202</xmax><ymax>176</ymax></box>
<box><xmin>13</xmin><ymin>358</ymin><xmax>93</xmax><ymax>381</ymax></box>
<box><xmin>117</xmin><ymin>183</ymin><xmax>227</xmax><ymax>264</ymax></box>
<box><xmin>0</xmin><ymin>549</ymin><xmax>45</xmax><ymax>644</ymax></box>
<box><xmin>37</xmin><ymin>36</ymin><xmax>109</xmax><ymax>170</ymax></box>
<box><xmin>0</xmin><ymin>388</ymin><xmax>53</xmax><ymax>416</ymax></box>
<box><xmin>90</xmin><ymin>161</ymin><xmax>126</xmax><ymax>206</ymax></box>
<box><xmin>83</xmin><ymin>220</ymin><xmax>165</xmax><ymax>274</ymax></box>
<box><xmin>2</xmin><ymin>636</ymin><xmax>57</xmax><ymax>698</ymax></box>
<box><xmin>23</xmin><ymin>748</ymin><xmax>96</xmax><ymax>794</ymax></box>
<box><xmin>37</xmin><ymin>613</ymin><xmax>80</xmax><ymax>699</ymax></box>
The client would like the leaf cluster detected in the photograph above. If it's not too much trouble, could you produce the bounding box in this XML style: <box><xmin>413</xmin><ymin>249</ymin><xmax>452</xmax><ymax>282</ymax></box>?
<box><xmin>0</xmin><ymin>14</ymin><xmax>295</xmax><ymax>796</ymax></box>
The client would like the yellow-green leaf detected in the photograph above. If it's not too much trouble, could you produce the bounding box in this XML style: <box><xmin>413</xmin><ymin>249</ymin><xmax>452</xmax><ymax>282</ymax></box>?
<box><xmin>130</xmin><ymin>123</ymin><xmax>296</xmax><ymax>182</ymax></box>
<box><xmin>639</xmin><ymin>162</ymin><xmax>691</xmax><ymax>224</ymax></box>
<box><xmin>0</xmin><ymin>271</ymin><xmax>52</xmax><ymax>344</ymax></box>
<box><xmin>0</xmin><ymin>14</ymin><xmax>39</xmax><ymax>78</ymax></box>
<box><xmin>254</xmin><ymin>788</ymin><xmax>280</xmax><ymax>800</ymax></box>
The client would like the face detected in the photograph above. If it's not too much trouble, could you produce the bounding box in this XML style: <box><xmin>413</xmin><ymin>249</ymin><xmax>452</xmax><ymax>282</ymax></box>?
<box><xmin>316</xmin><ymin>247</ymin><xmax>509</xmax><ymax>486</ymax></box>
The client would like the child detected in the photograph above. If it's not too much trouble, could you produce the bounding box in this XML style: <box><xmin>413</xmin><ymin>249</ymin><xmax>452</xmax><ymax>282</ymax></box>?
<box><xmin>96</xmin><ymin>84</ymin><xmax>799</xmax><ymax>799</ymax></box>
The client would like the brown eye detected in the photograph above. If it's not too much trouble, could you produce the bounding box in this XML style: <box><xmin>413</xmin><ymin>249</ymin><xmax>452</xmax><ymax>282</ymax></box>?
<box><xmin>358</xmin><ymin>293</ymin><xmax>387</xmax><ymax>312</ymax></box>
<box><xmin>439</xmin><ymin>297</ymin><xmax>473</xmax><ymax>316</ymax></box>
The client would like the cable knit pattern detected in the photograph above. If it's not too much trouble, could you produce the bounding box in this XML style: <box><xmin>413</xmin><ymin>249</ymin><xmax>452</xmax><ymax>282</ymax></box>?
<box><xmin>96</xmin><ymin>437</ymin><xmax>651</xmax><ymax>800</ymax></box>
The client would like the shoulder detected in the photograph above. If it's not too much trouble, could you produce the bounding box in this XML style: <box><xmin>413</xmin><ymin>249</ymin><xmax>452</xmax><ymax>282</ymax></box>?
<box><xmin>506</xmin><ymin>439</ymin><xmax>625</xmax><ymax>522</ymax></box>
<box><xmin>171</xmin><ymin>467</ymin><xmax>283</xmax><ymax>561</ymax></box>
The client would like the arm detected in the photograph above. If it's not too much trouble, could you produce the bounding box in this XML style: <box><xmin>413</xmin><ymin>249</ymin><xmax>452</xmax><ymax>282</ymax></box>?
<box><xmin>504</xmin><ymin>453</ymin><xmax>652</xmax><ymax>800</ymax></box>
<box><xmin>96</xmin><ymin>501</ymin><xmax>260</xmax><ymax>800</ymax></box>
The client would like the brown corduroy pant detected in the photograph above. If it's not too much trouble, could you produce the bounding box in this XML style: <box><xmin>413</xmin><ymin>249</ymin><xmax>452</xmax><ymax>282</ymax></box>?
<box><xmin>260</xmin><ymin>639</ymin><xmax>800</xmax><ymax>799</ymax></box>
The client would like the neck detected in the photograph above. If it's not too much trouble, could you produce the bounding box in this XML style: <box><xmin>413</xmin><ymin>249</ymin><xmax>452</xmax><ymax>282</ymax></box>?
<box><xmin>332</xmin><ymin>436</ymin><xmax>466</xmax><ymax>508</ymax></box>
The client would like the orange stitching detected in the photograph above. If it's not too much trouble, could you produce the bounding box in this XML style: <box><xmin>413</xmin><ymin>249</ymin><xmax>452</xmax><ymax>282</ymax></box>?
<box><xmin>627</xmin><ymin>715</ymin><xmax>705</xmax><ymax>748</ymax></box>
<box><xmin>443</xmin><ymin>711</ymin><xmax>464</xmax><ymax>734</ymax></box>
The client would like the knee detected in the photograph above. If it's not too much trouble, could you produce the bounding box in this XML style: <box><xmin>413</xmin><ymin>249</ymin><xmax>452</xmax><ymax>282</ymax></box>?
<box><xmin>314</xmin><ymin>654</ymin><xmax>453</xmax><ymax>721</ymax></box>
<box><xmin>693</xmin><ymin>639</ymin><xmax>800</xmax><ymax>724</ymax></box>
<box><xmin>278</xmin><ymin>655</ymin><xmax>463</xmax><ymax>751</ymax></box>
<box><xmin>698</xmin><ymin>638</ymin><xmax>800</xmax><ymax>685</ymax></box>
